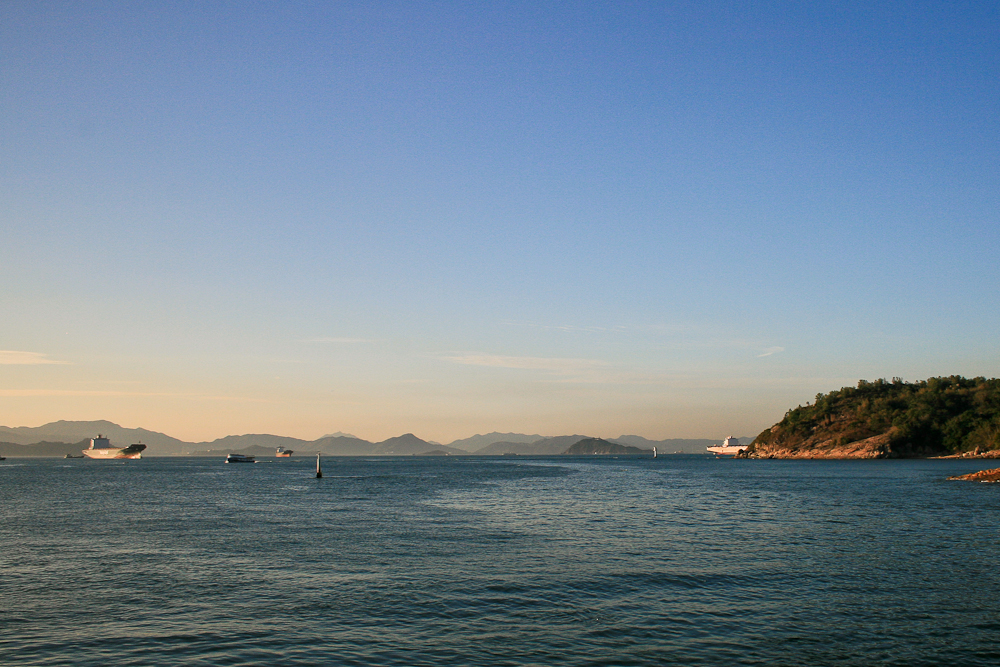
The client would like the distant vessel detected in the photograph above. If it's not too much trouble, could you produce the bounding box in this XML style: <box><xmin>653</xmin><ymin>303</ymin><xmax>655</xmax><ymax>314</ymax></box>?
<box><xmin>707</xmin><ymin>436</ymin><xmax>746</xmax><ymax>457</ymax></box>
<box><xmin>226</xmin><ymin>454</ymin><xmax>256</xmax><ymax>463</ymax></box>
<box><xmin>64</xmin><ymin>454</ymin><xmax>84</xmax><ymax>459</ymax></box>
<box><xmin>82</xmin><ymin>435</ymin><xmax>146</xmax><ymax>460</ymax></box>
<box><xmin>276</xmin><ymin>447</ymin><xmax>293</xmax><ymax>457</ymax></box>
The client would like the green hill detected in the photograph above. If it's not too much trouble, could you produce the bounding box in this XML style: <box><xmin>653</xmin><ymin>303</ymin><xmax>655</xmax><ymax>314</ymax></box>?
<box><xmin>562</xmin><ymin>438</ymin><xmax>652</xmax><ymax>455</ymax></box>
<box><xmin>749</xmin><ymin>376</ymin><xmax>1000</xmax><ymax>458</ymax></box>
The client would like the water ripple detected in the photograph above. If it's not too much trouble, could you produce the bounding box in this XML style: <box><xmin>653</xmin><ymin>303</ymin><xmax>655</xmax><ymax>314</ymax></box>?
<box><xmin>2</xmin><ymin>457</ymin><xmax>999</xmax><ymax>665</ymax></box>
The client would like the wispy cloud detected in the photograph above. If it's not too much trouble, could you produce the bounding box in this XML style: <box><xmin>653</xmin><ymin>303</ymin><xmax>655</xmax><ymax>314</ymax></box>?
<box><xmin>0</xmin><ymin>351</ymin><xmax>69</xmax><ymax>365</ymax></box>
<box><xmin>440</xmin><ymin>355</ymin><xmax>782</xmax><ymax>388</ymax></box>
<box><xmin>503</xmin><ymin>321</ymin><xmax>627</xmax><ymax>334</ymax></box>
<box><xmin>0</xmin><ymin>389</ymin><xmax>270</xmax><ymax>402</ymax></box>
<box><xmin>757</xmin><ymin>346</ymin><xmax>785</xmax><ymax>358</ymax></box>
<box><xmin>503</xmin><ymin>320</ymin><xmax>700</xmax><ymax>336</ymax></box>
<box><xmin>443</xmin><ymin>353</ymin><xmax>609</xmax><ymax>373</ymax></box>
<box><xmin>303</xmin><ymin>337</ymin><xmax>373</xmax><ymax>344</ymax></box>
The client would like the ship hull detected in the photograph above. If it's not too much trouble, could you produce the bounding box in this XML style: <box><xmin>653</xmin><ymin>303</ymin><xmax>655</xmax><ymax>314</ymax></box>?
<box><xmin>82</xmin><ymin>445</ymin><xmax>146</xmax><ymax>459</ymax></box>
<box><xmin>707</xmin><ymin>446</ymin><xmax>745</xmax><ymax>456</ymax></box>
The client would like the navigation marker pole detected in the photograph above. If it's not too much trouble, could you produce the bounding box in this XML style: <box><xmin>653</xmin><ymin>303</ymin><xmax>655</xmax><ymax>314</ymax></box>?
<box><xmin>316</xmin><ymin>452</ymin><xmax>323</xmax><ymax>478</ymax></box>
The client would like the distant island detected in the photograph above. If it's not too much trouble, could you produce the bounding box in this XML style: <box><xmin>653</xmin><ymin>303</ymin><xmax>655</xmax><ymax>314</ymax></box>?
<box><xmin>745</xmin><ymin>376</ymin><xmax>1000</xmax><ymax>459</ymax></box>
<box><xmin>562</xmin><ymin>438</ymin><xmax>650</xmax><ymax>455</ymax></box>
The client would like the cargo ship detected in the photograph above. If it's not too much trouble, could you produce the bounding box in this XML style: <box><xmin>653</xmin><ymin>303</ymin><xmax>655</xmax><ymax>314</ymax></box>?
<box><xmin>276</xmin><ymin>447</ymin><xmax>293</xmax><ymax>457</ymax></box>
<box><xmin>81</xmin><ymin>435</ymin><xmax>146</xmax><ymax>459</ymax></box>
<box><xmin>707</xmin><ymin>436</ymin><xmax>746</xmax><ymax>457</ymax></box>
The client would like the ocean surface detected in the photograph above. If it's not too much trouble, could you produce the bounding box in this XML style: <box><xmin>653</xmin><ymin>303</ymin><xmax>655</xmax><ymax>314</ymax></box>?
<box><xmin>2</xmin><ymin>455</ymin><xmax>999</xmax><ymax>666</ymax></box>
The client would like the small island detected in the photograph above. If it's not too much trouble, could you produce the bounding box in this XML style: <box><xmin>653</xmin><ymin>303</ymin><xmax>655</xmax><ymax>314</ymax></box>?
<box><xmin>743</xmin><ymin>376</ymin><xmax>1000</xmax><ymax>459</ymax></box>
<box><xmin>561</xmin><ymin>437</ymin><xmax>651</xmax><ymax>455</ymax></box>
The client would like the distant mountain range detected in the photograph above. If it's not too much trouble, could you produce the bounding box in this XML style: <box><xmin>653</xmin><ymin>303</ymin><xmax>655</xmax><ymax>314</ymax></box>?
<box><xmin>0</xmin><ymin>420</ymin><xmax>189</xmax><ymax>454</ymax></box>
<box><xmin>474</xmin><ymin>435</ymin><xmax>593</xmax><ymax>455</ymax></box>
<box><xmin>321</xmin><ymin>431</ymin><xmax>360</xmax><ymax>440</ymax></box>
<box><xmin>0</xmin><ymin>420</ymin><xmax>748</xmax><ymax>457</ymax></box>
<box><xmin>445</xmin><ymin>432</ymin><xmax>545</xmax><ymax>451</ymax></box>
<box><xmin>188</xmin><ymin>433</ymin><xmax>468</xmax><ymax>457</ymax></box>
<box><xmin>563</xmin><ymin>438</ymin><xmax>650</xmax><ymax>455</ymax></box>
<box><xmin>0</xmin><ymin>440</ymin><xmax>92</xmax><ymax>457</ymax></box>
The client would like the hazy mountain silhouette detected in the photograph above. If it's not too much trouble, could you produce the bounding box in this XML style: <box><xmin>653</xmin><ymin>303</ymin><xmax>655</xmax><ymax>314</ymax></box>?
<box><xmin>446</xmin><ymin>432</ymin><xmax>546</xmax><ymax>452</ymax></box>
<box><xmin>187</xmin><ymin>445</ymin><xmax>282</xmax><ymax>457</ymax></box>
<box><xmin>373</xmin><ymin>433</ymin><xmax>466</xmax><ymax>456</ymax></box>
<box><xmin>563</xmin><ymin>438</ymin><xmax>651</xmax><ymax>455</ymax></box>
<box><xmin>0</xmin><ymin>420</ymin><xmax>187</xmax><ymax>455</ymax></box>
<box><xmin>313</xmin><ymin>435</ymin><xmax>376</xmax><ymax>456</ymax></box>
<box><xmin>321</xmin><ymin>431</ymin><xmax>360</xmax><ymax>439</ymax></box>
<box><xmin>475</xmin><ymin>435</ymin><xmax>592</xmax><ymax>455</ymax></box>
<box><xmin>194</xmin><ymin>434</ymin><xmax>312</xmax><ymax>450</ymax></box>
<box><xmin>0</xmin><ymin>439</ymin><xmax>91</xmax><ymax>457</ymax></box>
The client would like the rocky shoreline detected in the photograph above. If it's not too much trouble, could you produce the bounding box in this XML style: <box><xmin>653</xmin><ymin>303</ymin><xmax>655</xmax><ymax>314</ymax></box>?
<box><xmin>745</xmin><ymin>377</ymin><xmax>1000</xmax><ymax>459</ymax></box>
<box><xmin>947</xmin><ymin>468</ymin><xmax>1000</xmax><ymax>482</ymax></box>
<box><xmin>930</xmin><ymin>449</ymin><xmax>1000</xmax><ymax>459</ymax></box>
<box><xmin>739</xmin><ymin>442</ymin><xmax>1000</xmax><ymax>460</ymax></box>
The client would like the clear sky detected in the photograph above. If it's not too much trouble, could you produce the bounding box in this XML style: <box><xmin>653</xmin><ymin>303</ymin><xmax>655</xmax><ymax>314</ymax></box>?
<box><xmin>2</xmin><ymin>1</ymin><xmax>998</xmax><ymax>443</ymax></box>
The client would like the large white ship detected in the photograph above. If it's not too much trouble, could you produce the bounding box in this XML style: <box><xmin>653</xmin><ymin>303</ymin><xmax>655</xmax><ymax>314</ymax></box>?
<box><xmin>81</xmin><ymin>435</ymin><xmax>146</xmax><ymax>459</ymax></box>
<box><xmin>707</xmin><ymin>436</ymin><xmax>746</xmax><ymax>456</ymax></box>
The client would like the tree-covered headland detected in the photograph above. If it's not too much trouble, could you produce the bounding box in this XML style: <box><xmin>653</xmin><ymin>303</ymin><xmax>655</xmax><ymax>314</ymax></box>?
<box><xmin>750</xmin><ymin>376</ymin><xmax>1000</xmax><ymax>458</ymax></box>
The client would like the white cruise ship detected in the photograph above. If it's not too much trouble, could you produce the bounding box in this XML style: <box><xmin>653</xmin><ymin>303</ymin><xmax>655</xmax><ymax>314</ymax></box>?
<box><xmin>707</xmin><ymin>436</ymin><xmax>746</xmax><ymax>456</ymax></box>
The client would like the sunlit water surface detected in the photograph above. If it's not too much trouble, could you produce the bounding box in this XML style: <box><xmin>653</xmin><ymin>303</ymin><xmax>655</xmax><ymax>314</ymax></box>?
<box><xmin>2</xmin><ymin>456</ymin><xmax>999</xmax><ymax>666</ymax></box>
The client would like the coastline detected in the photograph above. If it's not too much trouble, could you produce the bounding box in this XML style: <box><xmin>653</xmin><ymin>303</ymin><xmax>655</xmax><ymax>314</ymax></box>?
<box><xmin>948</xmin><ymin>467</ymin><xmax>1000</xmax><ymax>482</ymax></box>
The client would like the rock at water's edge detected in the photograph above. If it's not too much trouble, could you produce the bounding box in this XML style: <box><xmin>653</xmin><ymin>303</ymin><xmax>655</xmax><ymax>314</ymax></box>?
<box><xmin>947</xmin><ymin>468</ymin><xmax>1000</xmax><ymax>482</ymax></box>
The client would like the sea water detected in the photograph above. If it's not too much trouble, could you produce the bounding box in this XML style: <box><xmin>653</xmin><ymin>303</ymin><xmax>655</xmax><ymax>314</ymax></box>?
<box><xmin>2</xmin><ymin>456</ymin><xmax>999</xmax><ymax>666</ymax></box>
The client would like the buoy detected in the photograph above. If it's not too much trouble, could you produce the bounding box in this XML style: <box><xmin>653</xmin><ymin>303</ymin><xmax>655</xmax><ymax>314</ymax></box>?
<box><xmin>653</xmin><ymin>447</ymin><xmax>657</xmax><ymax>458</ymax></box>
<box><xmin>316</xmin><ymin>452</ymin><xmax>323</xmax><ymax>478</ymax></box>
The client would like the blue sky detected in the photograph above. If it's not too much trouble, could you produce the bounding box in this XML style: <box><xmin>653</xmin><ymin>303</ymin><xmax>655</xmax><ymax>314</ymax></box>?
<box><xmin>2</xmin><ymin>1</ymin><xmax>998</xmax><ymax>442</ymax></box>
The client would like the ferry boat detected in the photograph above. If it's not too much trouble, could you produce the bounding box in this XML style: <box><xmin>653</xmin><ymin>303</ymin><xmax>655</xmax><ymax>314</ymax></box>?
<box><xmin>225</xmin><ymin>454</ymin><xmax>256</xmax><ymax>463</ymax></box>
<box><xmin>707</xmin><ymin>436</ymin><xmax>746</xmax><ymax>457</ymax></box>
<box><xmin>275</xmin><ymin>447</ymin><xmax>293</xmax><ymax>457</ymax></box>
<box><xmin>81</xmin><ymin>435</ymin><xmax>146</xmax><ymax>459</ymax></box>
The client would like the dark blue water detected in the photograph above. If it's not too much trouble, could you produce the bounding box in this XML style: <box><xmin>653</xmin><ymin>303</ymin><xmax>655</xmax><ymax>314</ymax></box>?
<box><xmin>2</xmin><ymin>456</ymin><xmax>999</xmax><ymax>666</ymax></box>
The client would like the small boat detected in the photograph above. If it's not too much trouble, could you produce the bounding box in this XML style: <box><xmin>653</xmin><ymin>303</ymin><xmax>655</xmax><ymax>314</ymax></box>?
<box><xmin>64</xmin><ymin>454</ymin><xmax>84</xmax><ymax>459</ymax></box>
<box><xmin>225</xmin><ymin>454</ymin><xmax>256</xmax><ymax>463</ymax></box>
